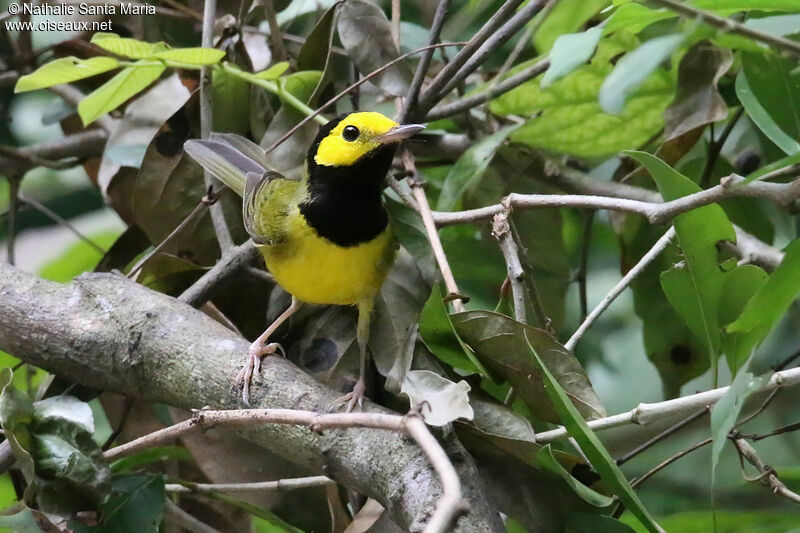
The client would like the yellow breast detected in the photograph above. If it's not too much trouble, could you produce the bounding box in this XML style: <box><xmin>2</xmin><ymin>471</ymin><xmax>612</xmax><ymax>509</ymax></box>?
<box><xmin>260</xmin><ymin>206</ymin><xmax>396</xmax><ymax>306</ymax></box>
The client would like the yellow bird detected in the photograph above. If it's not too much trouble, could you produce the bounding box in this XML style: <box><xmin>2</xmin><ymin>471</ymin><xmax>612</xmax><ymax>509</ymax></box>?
<box><xmin>185</xmin><ymin>112</ymin><xmax>424</xmax><ymax>409</ymax></box>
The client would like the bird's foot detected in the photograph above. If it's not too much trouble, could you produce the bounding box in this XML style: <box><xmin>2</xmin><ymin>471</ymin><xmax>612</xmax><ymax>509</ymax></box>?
<box><xmin>333</xmin><ymin>379</ymin><xmax>366</xmax><ymax>413</ymax></box>
<box><xmin>235</xmin><ymin>341</ymin><xmax>284</xmax><ymax>406</ymax></box>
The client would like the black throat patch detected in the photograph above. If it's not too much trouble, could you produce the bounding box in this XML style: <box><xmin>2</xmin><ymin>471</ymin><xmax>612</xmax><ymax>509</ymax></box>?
<box><xmin>301</xmin><ymin>117</ymin><xmax>394</xmax><ymax>247</ymax></box>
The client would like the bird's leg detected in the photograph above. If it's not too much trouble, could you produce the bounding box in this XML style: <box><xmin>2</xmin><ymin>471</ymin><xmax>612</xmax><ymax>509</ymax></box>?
<box><xmin>236</xmin><ymin>297</ymin><xmax>301</xmax><ymax>405</ymax></box>
<box><xmin>340</xmin><ymin>301</ymin><xmax>372</xmax><ymax>412</ymax></box>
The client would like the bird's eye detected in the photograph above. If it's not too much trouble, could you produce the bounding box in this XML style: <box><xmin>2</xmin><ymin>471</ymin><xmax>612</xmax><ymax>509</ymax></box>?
<box><xmin>342</xmin><ymin>125</ymin><xmax>360</xmax><ymax>142</ymax></box>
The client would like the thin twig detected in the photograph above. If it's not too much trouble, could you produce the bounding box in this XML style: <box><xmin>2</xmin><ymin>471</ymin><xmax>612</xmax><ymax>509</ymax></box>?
<box><xmin>424</xmin><ymin>57</ymin><xmax>546</xmax><ymax>121</ymax></box>
<box><xmin>200</xmin><ymin>0</ymin><xmax>234</xmax><ymax>253</ymax></box>
<box><xmin>102</xmin><ymin>396</ymin><xmax>135</xmax><ymax>451</ymax></box>
<box><xmin>0</xmin><ymin>145</ymin><xmax>78</xmax><ymax>170</ymax></box>
<box><xmin>166</xmin><ymin>476</ymin><xmax>335</xmax><ymax>493</ymax></box>
<box><xmin>105</xmin><ymin>408</ymin><xmax>468</xmax><ymax>533</ymax></box>
<box><xmin>508</xmin><ymin>215</ymin><xmax>549</xmax><ymax>330</ymax></box>
<box><xmin>645</xmin><ymin>0</ymin><xmax>800</xmax><ymax>59</ymax></box>
<box><xmin>417</xmin><ymin>0</ymin><xmax>525</xmax><ymax>113</ymax></box>
<box><xmin>631</xmin><ymin>438</ymin><xmax>711</xmax><ymax>489</ymax></box>
<box><xmin>492</xmin><ymin>205</ymin><xmax>527</xmax><ymax>323</ymax></box>
<box><xmin>398</xmin><ymin>0</ymin><xmax>451</xmax><ymax>123</ymax></box>
<box><xmin>535</xmin><ymin>367</ymin><xmax>800</xmax><ymax>443</ymax></box>
<box><xmin>391</xmin><ymin>0</ymin><xmax>401</xmax><ymax>51</ymax></box>
<box><xmin>431</xmin><ymin>176</ymin><xmax>800</xmax><ymax>227</ymax></box>
<box><xmin>565</xmin><ymin>227</ymin><xmax>675</xmax><ymax>352</ymax></box>
<box><xmin>732</xmin><ymin>438</ymin><xmax>800</xmax><ymax>505</ymax></box>
<box><xmin>429</xmin><ymin>0</ymin><xmax>548</xmax><ymax>104</ymax></box>
<box><xmin>617</xmin><ymin>408</ymin><xmax>708</xmax><ymax>466</ymax></box>
<box><xmin>577</xmin><ymin>211</ymin><xmax>595</xmax><ymax>322</ymax></box>
<box><xmin>6</xmin><ymin>176</ymin><xmax>20</xmax><ymax>265</ymax></box>
<box><xmin>127</xmin><ymin>188</ymin><xmax>222</xmax><ymax>278</ymax></box>
<box><xmin>263</xmin><ymin>0</ymin><xmax>288</xmax><ymax>62</ymax></box>
<box><xmin>403</xmin><ymin>150</ymin><xmax>467</xmax><ymax>313</ymax></box>
<box><xmin>700</xmin><ymin>107</ymin><xmax>744</xmax><ymax>188</ymax></box>
<box><xmin>178</xmin><ymin>239</ymin><xmax>260</xmax><ymax>308</ymax></box>
<box><xmin>18</xmin><ymin>195</ymin><xmax>106</xmax><ymax>255</ymax></box>
<box><xmin>745</xmin><ymin>421</ymin><xmax>800</xmax><ymax>442</ymax></box>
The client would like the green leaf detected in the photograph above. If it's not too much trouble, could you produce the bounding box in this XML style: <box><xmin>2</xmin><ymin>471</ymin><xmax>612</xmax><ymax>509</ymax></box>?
<box><xmin>627</xmin><ymin>151</ymin><xmax>735</xmax><ymax>385</ymax></box>
<box><xmin>737</xmin><ymin>53</ymin><xmax>800</xmax><ymax>155</ymax></box>
<box><xmin>437</xmin><ymin>125</ymin><xmax>517</xmax><ymax>211</ymax></box>
<box><xmin>536</xmin><ymin>445</ymin><xmax>614</xmax><ymax>508</ymax></box>
<box><xmin>111</xmin><ymin>445</ymin><xmax>192</xmax><ymax>472</ymax></box>
<box><xmin>542</xmin><ymin>28</ymin><xmax>603</xmax><ymax>89</ymax></box>
<box><xmin>255</xmin><ymin>61</ymin><xmax>290</xmax><ymax>80</ymax></box>
<box><xmin>451</xmin><ymin>310</ymin><xmax>605</xmax><ymax>423</ymax></box>
<box><xmin>490</xmin><ymin>34</ymin><xmax>675</xmax><ymax>158</ymax></box>
<box><xmin>337</xmin><ymin>0</ymin><xmax>412</xmax><ymax>97</ymax></box>
<box><xmin>15</xmin><ymin>57</ymin><xmax>120</xmax><ymax>92</ymax></box>
<box><xmin>418</xmin><ymin>283</ymin><xmax>486</xmax><ymax>375</ymax></box>
<box><xmin>153</xmin><ymin>47</ymin><xmax>225</xmax><ymax>66</ymax></box>
<box><xmin>725</xmin><ymin>239</ymin><xmax>800</xmax><ymax>366</ymax></box>
<box><xmin>90</xmin><ymin>32</ymin><xmax>168</xmax><ymax>59</ymax></box>
<box><xmin>78</xmin><ymin>62</ymin><xmax>166</xmax><ymax>125</ymax></box>
<box><xmin>400</xmin><ymin>370</ymin><xmax>474</xmax><ymax>426</ymax></box>
<box><xmin>599</xmin><ymin>34</ymin><xmax>684</xmax><ymax>114</ymax></box>
<box><xmin>522</xmin><ymin>331</ymin><xmax>663</xmax><ymax>533</ymax></box>
<box><xmin>719</xmin><ymin>265</ymin><xmax>768</xmax><ymax>374</ymax></box>
<box><xmin>604</xmin><ymin>4</ymin><xmax>675</xmax><ymax>35</ymax></box>
<box><xmin>691</xmin><ymin>0</ymin><xmax>800</xmax><ymax>15</ymax></box>
<box><xmin>0</xmin><ymin>368</ymin><xmax>35</xmax><ymax>483</ymax></box>
<box><xmin>709</xmin><ymin>368</ymin><xmax>771</xmax><ymax>482</ymax></box>
<box><xmin>534</xmin><ymin>0</ymin><xmax>609</xmax><ymax>52</ymax></box>
<box><xmin>31</xmin><ymin>396</ymin><xmax>111</xmax><ymax>516</ymax></box>
<box><xmin>72</xmin><ymin>474</ymin><xmax>165</xmax><ymax>533</ymax></box>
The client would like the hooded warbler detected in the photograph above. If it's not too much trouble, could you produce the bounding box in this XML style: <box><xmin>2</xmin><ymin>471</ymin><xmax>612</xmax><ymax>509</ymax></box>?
<box><xmin>184</xmin><ymin>111</ymin><xmax>424</xmax><ymax>409</ymax></box>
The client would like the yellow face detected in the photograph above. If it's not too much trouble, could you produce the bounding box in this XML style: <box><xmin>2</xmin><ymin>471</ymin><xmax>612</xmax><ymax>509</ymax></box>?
<box><xmin>314</xmin><ymin>112</ymin><xmax>399</xmax><ymax>167</ymax></box>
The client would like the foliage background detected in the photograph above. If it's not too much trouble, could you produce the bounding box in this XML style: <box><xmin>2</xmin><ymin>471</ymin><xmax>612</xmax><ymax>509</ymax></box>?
<box><xmin>1</xmin><ymin>0</ymin><xmax>800</xmax><ymax>532</ymax></box>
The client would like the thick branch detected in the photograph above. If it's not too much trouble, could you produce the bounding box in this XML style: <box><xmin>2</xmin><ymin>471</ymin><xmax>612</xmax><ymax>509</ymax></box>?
<box><xmin>0</xmin><ymin>263</ymin><xmax>503</xmax><ymax>533</ymax></box>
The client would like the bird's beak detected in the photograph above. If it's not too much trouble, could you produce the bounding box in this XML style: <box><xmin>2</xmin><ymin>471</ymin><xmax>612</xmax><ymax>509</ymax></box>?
<box><xmin>376</xmin><ymin>123</ymin><xmax>425</xmax><ymax>144</ymax></box>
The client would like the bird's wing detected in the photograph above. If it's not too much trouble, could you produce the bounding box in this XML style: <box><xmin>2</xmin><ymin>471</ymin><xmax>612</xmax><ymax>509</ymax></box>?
<box><xmin>183</xmin><ymin>134</ymin><xmax>270</xmax><ymax>197</ymax></box>
<box><xmin>243</xmin><ymin>170</ymin><xmax>302</xmax><ymax>245</ymax></box>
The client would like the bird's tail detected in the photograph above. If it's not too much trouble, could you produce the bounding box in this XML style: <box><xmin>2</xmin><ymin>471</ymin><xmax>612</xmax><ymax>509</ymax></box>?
<box><xmin>183</xmin><ymin>133</ymin><xmax>270</xmax><ymax>197</ymax></box>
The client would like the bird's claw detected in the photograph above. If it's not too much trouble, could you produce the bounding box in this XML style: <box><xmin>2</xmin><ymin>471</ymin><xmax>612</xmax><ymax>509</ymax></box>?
<box><xmin>235</xmin><ymin>341</ymin><xmax>284</xmax><ymax>406</ymax></box>
<box><xmin>333</xmin><ymin>379</ymin><xmax>366</xmax><ymax>413</ymax></box>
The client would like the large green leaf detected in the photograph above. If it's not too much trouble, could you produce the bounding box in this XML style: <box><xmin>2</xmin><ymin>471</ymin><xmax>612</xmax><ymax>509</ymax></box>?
<box><xmin>691</xmin><ymin>0</ymin><xmax>800</xmax><ymax>14</ymax></box>
<box><xmin>628</xmin><ymin>151</ymin><xmax>736</xmax><ymax>386</ymax></box>
<box><xmin>78</xmin><ymin>63</ymin><xmax>166</xmax><ymax>125</ymax></box>
<box><xmin>738</xmin><ymin>52</ymin><xmax>800</xmax><ymax>155</ymax></box>
<box><xmin>719</xmin><ymin>265</ymin><xmax>768</xmax><ymax>374</ymax></box>
<box><xmin>490</xmin><ymin>34</ymin><xmax>674</xmax><ymax>158</ymax></box>
<box><xmin>451</xmin><ymin>310</ymin><xmax>605</xmax><ymax>423</ymax></box>
<box><xmin>522</xmin><ymin>332</ymin><xmax>663</xmax><ymax>533</ymax></box>
<box><xmin>153</xmin><ymin>48</ymin><xmax>225</xmax><ymax>65</ymax></box>
<box><xmin>724</xmin><ymin>239</ymin><xmax>800</xmax><ymax>368</ymax></box>
<box><xmin>90</xmin><ymin>32</ymin><xmax>168</xmax><ymax>58</ymax></box>
<box><xmin>15</xmin><ymin>57</ymin><xmax>120</xmax><ymax>92</ymax></box>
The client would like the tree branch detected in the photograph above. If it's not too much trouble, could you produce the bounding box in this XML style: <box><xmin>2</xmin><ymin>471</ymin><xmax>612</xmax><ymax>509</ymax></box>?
<box><xmin>0</xmin><ymin>263</ymin><xmax>503</xmax><ymax>533</ymax></box>
<box><xmin>535</xmin><ymin>367</ymin><xmax>800</xmax><ymax>443</ymax></box>
<box><xmin>732</xmin><ymin>438</ymin><xmax>800</xmax><ymax>506</ymax></box>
